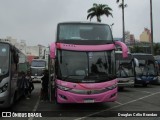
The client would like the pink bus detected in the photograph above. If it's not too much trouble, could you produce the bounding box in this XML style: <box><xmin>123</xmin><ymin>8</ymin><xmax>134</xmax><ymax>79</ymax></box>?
<box><xmin>50</xmin><ymin>22</ymin><xmax>128</xmax><ymax>103</ymax></box>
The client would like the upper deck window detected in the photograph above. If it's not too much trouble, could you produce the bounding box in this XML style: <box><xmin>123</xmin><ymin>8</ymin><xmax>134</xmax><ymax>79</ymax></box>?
<box><xmin>58</xmin><ymin>23</ymin><xmax>112</xmax><ymax>42</ymax></box>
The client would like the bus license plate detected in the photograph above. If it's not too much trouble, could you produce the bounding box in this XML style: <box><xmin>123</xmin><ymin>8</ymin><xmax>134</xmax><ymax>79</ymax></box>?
<box><xmin>84</xmin><ymin>99</ymin><xmax>94</xmax><ymax>103</ymax></box>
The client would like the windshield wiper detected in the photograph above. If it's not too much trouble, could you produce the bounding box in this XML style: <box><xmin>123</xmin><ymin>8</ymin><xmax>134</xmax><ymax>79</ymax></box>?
<box><xmin>63</xmin><ymin>75</ymin><xmax>85</xmax><ymax>81</ymax></box>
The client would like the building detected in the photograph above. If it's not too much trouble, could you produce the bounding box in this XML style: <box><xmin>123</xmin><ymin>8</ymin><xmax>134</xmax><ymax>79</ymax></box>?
<box><xmin>140</xmin><ymin>28</ymin><xmax>151</xmax><ymax>43</ymax></box>
<box><xmin>0</xmin><ymin>36</ymin><xmax>17</xmax><ymax>45</ymax></box>
<box><xmin>124</xmin><ymin>31</ymin><xmax>136</xmax><ymax>45</ymax></box>
<box><xmin>0</xmin><ymin>36</ymin><xmax>47</xmax><ymax>64</ymax></box>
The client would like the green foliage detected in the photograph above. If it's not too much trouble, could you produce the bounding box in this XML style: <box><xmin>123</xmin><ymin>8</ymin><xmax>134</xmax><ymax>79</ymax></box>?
<box><xmin>130</xmin><ymin>46</ymin><xmax>143</xmax><ymax>53</ymax></box>
<box><xmin>116</xmin><ymin>0</ymin><xmax>127</xmax><ymax>9</ymax></box>
<box><xmin>87</xmin><ymin>3</ymin><xmax>113</xmax><ymax>22</ymax></box>
<box><xmin>153</xmin><ymin>43</ymin><xmax>160</xmax><ymax>55</ymax></box>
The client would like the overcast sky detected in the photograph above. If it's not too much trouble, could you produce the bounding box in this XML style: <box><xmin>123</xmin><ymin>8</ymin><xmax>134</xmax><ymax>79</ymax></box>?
<box><xmin>0</xmin><ymin>0</ymin><xmax>159</xmax><ymax>46</ymax></box>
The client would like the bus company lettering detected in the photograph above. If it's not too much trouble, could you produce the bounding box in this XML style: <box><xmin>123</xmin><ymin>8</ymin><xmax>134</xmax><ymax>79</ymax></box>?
<box><xmin>12</xmin><ymin>112</ymin><xmax>42</xmax><ymax>117</ymax></box>
<box><xmin>28</xmin><ymin>113</ymin><xmax>42</xmax><ymax>117</ymax></box>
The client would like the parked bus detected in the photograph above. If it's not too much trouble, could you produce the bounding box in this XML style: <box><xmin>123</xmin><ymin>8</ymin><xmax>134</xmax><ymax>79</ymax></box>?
<box><xmin>0</xmin><ymin>42</ymin><xmax>27</xmax><ymax>108</ymax></box>
<box><xmin>115</xmin><ymin>51</ymin><xmax>138</xmax><ymax>90</ymax></box>
<box><xmin>30</xmin><ymin>59</ymin><xmax>46</xmax><ymax>82</ymax></box>
<box><xmin>50</xmin><ymin>22</ymin><xmax>128</xmax><ymax>103</ymax></box>
<box><xmin>154</xmin><ymin>56</ymin><xmax>160</xmax><ymax>84</ymax></box>
<box><xmin>132</xmin><ymin>53</ymin><xmax>158</xmax><ymax>86</ymax></box>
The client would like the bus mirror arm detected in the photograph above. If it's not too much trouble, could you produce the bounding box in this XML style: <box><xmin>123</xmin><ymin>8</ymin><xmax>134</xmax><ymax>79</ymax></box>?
<box><xmin>114</xmin><ymin>41</ymin><xmax>128</xmax><ymax>58</ymax></box>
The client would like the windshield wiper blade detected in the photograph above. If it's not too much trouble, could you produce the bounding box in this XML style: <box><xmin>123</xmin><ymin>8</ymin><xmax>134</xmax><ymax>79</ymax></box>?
<box><xmin>63</xmin><ymin>75</ymin><xmax>84</xmax><ymax>81</ymax></box>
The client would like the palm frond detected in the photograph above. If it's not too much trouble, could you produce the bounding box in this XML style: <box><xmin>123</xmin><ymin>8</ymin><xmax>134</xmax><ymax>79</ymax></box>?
<box><xmin>87</xmin><ymin>3</ymin><xmax>113</xmax><ymax>22</ymax></box>
<box><xmin>87</xmin><ymin>13</ymin><xmax>96</xmax><ymax>20</ymax></box>
<box><xmin>118</xmin><ymin>3</ymin><xmax>127</xmax><ymax>8</ymax></box>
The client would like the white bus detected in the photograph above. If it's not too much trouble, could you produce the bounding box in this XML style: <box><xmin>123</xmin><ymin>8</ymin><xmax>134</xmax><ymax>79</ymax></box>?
<box><xmin>0</xmin><ymin>42</ymin><xmax>27</xmax><ymax>108</ymax></box>
<box><xmin>115</xmin><ymin>51</ymin><xmax>139</xmax><ymax>90</ymax></box>
<box><xmin>30</xmin><ymin>59</ymin><xmax>46</xmax><ymax>82</ymax></box>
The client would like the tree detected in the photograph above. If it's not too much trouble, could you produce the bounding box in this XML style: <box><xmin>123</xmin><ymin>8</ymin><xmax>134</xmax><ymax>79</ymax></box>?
<box><xmin>131</xmin><ymin>46</ymin><xmax>143</xmax><ymax>53</ymax></box>
<box><xmin>116</xmin><ymin>0</ymin><xmax>127</xmax><ymax>43</ymax></box>
<box><xmin>87</xmin><ymin>3</ymin><xmax>113</xmax><ymax>22</ymax></box>
<box><xmin>153</xmin><ymin>43</ymin><xmax>160</xmax><ymax>55</ymax></box>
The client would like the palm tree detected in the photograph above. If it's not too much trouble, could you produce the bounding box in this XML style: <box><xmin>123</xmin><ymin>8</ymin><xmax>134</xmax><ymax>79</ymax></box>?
<box><xmin>87</xmin><ymin>3</ymin><xmax>113</xmax><ymax>22</ymax></box>
<box><xmin>116</xmin><ymin>0</ymin><xmax>127</xmax><ymax>43</ymax></box>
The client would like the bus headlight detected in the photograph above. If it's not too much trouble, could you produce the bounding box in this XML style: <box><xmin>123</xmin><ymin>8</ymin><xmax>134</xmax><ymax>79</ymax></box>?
<box><xmin>107</xmin><ymin>84</ymin><xmax>117</xmax><ymax>90</ymax></box>
<box><xmin>57</xmin><ymin>85</ymin><xmax>72</xmax><ymax>91</ymax></box>
<box><xmin>0</xmin><ymin>83</ymin><xmax>8</xmax><ymax>93</ymax></box>
<box><xmin>136</xmin><ymin>77</ymin><xmax>142</xmax><ymax>80</ymax></box>
<box><xmin>153</xmin><ymin>77</ymin><xmax>158</xmax><ymax>80</ymax></box>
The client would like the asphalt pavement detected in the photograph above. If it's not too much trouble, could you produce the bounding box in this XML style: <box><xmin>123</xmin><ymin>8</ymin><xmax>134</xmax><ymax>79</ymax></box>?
<box><xmin>1</xmin><ymin>83</ymin><xmax>160</xmax><ymax>120</ymax></box>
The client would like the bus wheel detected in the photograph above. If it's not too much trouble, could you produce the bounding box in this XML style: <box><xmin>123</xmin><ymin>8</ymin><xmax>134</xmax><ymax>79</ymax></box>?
<box><xmin>13</xmin><ymin>91</ymin><xmax>17</xmax><ymax>103</ymax></box>
<box><xmin>118</xmin><ymin>87</ymin><xmax>124</xmax><ymax>91</ymax></box>
<box><xmin>134</xmin><ymin>84</ymin><xmax>138</xmax><ymax>87</ymax></box>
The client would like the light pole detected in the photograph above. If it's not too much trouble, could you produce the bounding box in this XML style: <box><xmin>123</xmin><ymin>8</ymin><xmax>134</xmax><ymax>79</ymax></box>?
<box><xmin>122</xmin><ymin>0</ymin><xmax>125</xmax><ymax>43</ymax></box>
<box><xmin>110</xmin><ymin>23</ymin><xmax>114</xmax><ymax>30</ymax></box>
<box><xmin>150</xmin><ymin>0</ymin><xmax>154</xmax><ymax>54</ymax></box>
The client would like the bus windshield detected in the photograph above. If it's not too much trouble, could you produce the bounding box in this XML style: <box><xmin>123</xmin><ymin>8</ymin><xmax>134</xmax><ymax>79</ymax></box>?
<box><xmin>57</xmin><ymin>50</ymin><xmax>115</xmax><ymax>83</ymax></box>
<box><xmin>116</xmin><ymin>54</ymin><xmax>134</xmax><ymax>77</ymax></box>
<box><xmin>0</xmin><ymin>43</ymin><xmax>9</xmax><ymax>75</ymax></box>
<box><xmin>58</xmin><ymin>23</ymin><xmax>112</xmax><ymax>42</ymax></box>
<box><xmin>31</xmin><ymin>60</ymin><xmax>46</xmax><ymax>67</ymax></box>
<box><xmin>135</xmin><ymin>60</ymin><xmax>156</xmax><ymax>76</ymax></box>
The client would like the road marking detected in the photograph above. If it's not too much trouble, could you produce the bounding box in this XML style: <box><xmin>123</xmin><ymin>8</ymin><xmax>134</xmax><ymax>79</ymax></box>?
<box><xmin>115</xmin><ymin>101</ymin><xmax>123</xmax><ymax>105</ymax></box>
<box><xmin>74</xmin><ymin>91</ymin><xmax>160</xmax><ymax>120</ymax></box>
<box><xmin>28</xmin><ymin>96</ymin><xmax>40</xmax><ymax>120</ymax></box>
<box><xmin>132</xmin><ymin>89</ymin><xmax>152</xmax><ymax>94</ymax></box>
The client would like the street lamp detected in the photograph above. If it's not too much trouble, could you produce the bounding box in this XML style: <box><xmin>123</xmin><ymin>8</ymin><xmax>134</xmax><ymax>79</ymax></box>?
<box><xmin>110</xmin><ymin>23</ymin><xmax>114</xmax><ymax>30</ymax></box>
<box><xmin>150</xmin><ymin>0</ymin><xmax>153</xmax><ymax>55</ymax></box>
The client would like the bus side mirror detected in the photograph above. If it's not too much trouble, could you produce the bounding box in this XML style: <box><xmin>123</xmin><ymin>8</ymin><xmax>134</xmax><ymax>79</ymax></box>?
<box><xmin>114</xmin><ymin>41</ymin><xmax>128</xmax><ymax>58</ymax></box>
<box><xmin>134</xmin><ymin>58</ymin><xmax>139</xmax><ymax>67</ymax></box>
<box><xmin>50</xmin><ymin>42</ymin><xmax>56</xmax><ymax>59</ymax></box>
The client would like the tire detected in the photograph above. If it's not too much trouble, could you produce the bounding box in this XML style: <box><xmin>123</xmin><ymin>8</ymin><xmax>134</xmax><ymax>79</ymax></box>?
<box><xmin>143</xmin><ymin>83</ymin><xmax>148</xmax><ymax>87</ymax></box>
<box><xmin>118</xmin><ymin>87</ymin><xmax>124</xmax><ymax>91</ymax></box>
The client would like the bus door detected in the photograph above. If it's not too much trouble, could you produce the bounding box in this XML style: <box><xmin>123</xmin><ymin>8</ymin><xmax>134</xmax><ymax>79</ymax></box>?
<box><xmin>10</xmin><ymin>48</ymin><xmax>19</xmax><ymax>101</ymax></box>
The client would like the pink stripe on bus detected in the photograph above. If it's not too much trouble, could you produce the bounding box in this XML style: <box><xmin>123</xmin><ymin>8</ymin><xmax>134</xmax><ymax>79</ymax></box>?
<box><xmin>56</xmin><ymin>43</ymin><xmax>115</xmax><ymax>51</ymax></box>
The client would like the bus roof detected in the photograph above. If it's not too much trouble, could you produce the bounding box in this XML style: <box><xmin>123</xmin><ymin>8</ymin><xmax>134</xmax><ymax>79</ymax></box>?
<box><xmin>115</xmin><ymin>51</ymin><xmax>132</xmax><ymax>60</ymax></box>
<box><xmin>57</xmin><ymin>21</ymin><xmax>109</xmax><ymax>25</ymax></box>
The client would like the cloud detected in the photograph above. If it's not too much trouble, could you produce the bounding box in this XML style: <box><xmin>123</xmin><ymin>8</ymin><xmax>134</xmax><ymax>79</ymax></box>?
<box><xmin>0</xmin><ymin>0</ymin><xmax>159</xmax><ymax>46</ymax></box>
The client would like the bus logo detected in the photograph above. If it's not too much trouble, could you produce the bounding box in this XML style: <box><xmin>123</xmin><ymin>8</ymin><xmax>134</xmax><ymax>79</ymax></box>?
<box><xmin>87</xmin><ymin>90</ymin><xmax>92</xmax><ymax>95</ymax></box>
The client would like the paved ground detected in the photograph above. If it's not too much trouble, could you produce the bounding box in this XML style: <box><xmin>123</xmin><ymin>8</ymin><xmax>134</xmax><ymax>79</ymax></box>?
<box><xmin>1</xmin><ymin>83</ymin><xmax>160</xmax><ymax>120</ymax></box>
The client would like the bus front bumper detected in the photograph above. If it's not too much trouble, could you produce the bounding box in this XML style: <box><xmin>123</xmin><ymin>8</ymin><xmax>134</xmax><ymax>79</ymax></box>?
<box><xmin>56</xmin><ymin>88</ymin><xmax>117</xmax><ymax>103</ymax></box>
<box><xmin>118</xmin><ymin>78</ymin><xmax>134</xmax><ymax>88</ymax></box>
<box><xmin>135</xmin><ymin>76</ymin><xmax>158</xmax><ymax>85</ymax></box>
<box><xmin>31</xmin><ymin>76</ymin><xmax>42</xmax><ymax>82</ymax></box>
